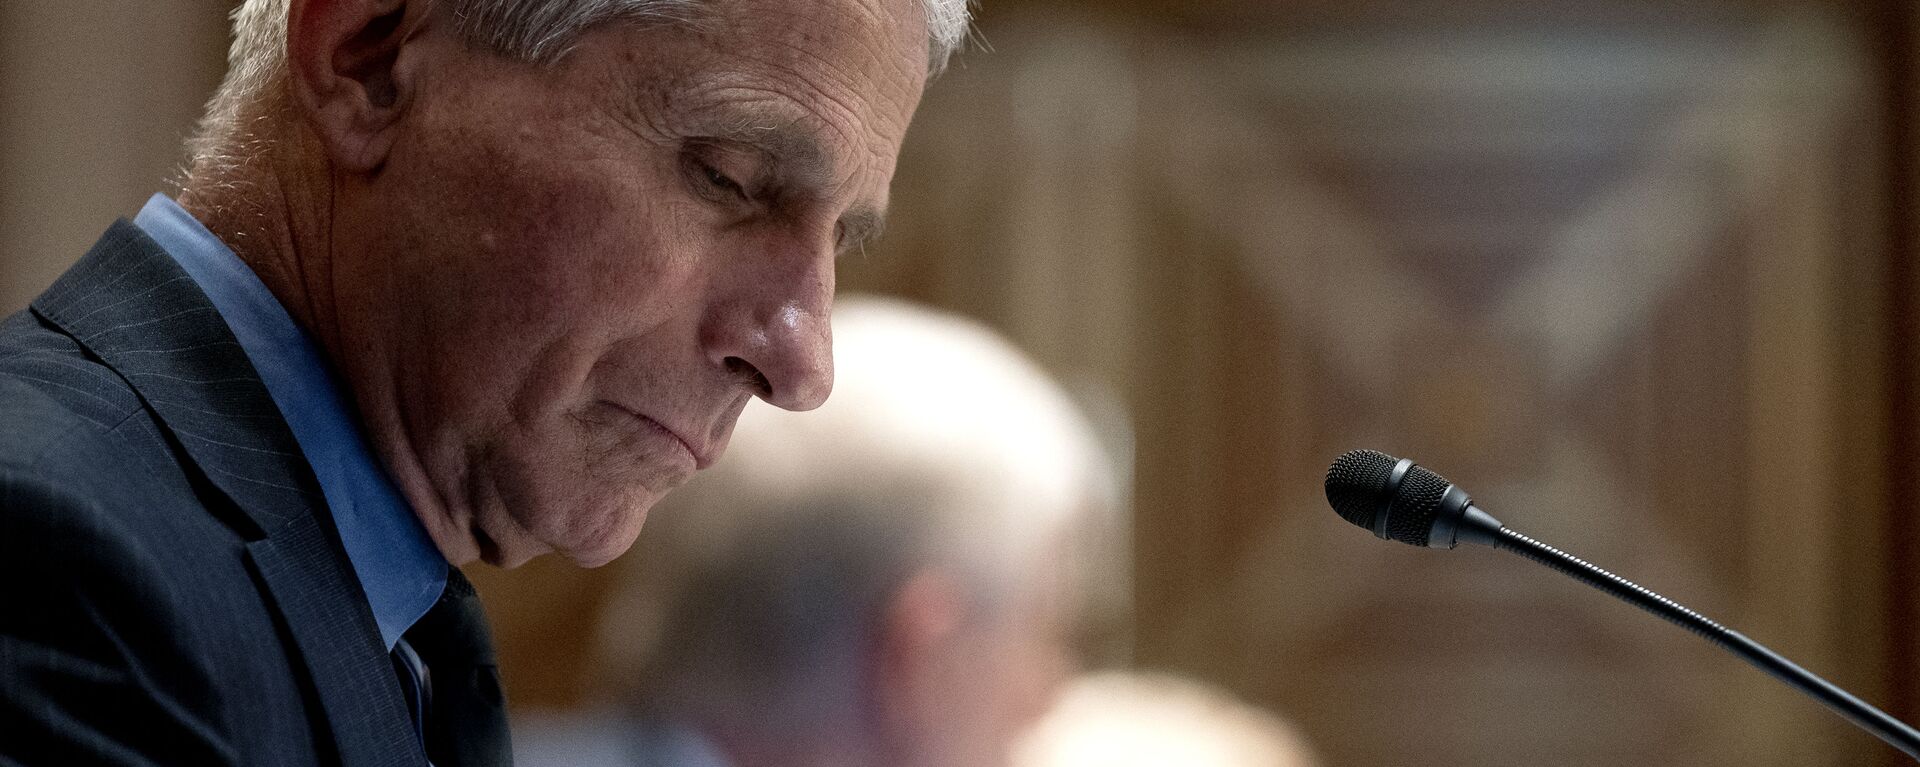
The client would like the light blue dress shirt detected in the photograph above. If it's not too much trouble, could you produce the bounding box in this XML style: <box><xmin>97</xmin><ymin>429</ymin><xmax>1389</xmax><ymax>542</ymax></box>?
<box><xmin>134</xmin><ymin>193</ymin><xmax>447</xmax><ymax>650</ymax></box>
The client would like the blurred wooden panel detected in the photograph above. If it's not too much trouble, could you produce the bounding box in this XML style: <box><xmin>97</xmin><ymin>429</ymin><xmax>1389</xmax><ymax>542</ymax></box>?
<box><xmin>0</xmin><ymin>0</ymin><xmax>232</xmax><ymax>312</ymax></box>
<box><xmin>1875</xmin><ymin>0</ymin><xmax>1920</xmax><ymax>745</ymax></box>
<box><xmin>841</xmin><ymin>3</ymin><xmax>1896</xmax><ymax>765</ymax></box>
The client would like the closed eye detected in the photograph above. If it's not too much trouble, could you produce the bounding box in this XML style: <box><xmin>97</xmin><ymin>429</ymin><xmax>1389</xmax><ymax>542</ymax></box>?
<box><xmin>700</xmin><ymin>162</ymin><xmax>747</xmax><ymax>200</ymax></box>
<box><xmin>681</xmin><ymin>145</ymin><xmax>758</xmax><ymax>206</ymax></box>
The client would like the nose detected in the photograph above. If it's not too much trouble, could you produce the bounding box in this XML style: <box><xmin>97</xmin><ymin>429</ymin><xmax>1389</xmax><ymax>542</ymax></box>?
<box><xmin>722</xmin><ymin>304</ymin><xmax>833</xmax><ymax>410</ymax></box>
<box><xmin>702</xmin><ymin>249</ymin><xmax>835</xmax><ymax>412</ymax></box>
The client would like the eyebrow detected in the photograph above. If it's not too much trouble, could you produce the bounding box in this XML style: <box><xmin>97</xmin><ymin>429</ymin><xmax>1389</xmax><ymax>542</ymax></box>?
<box><xmin>837</xmin><ymin>205</ymin><xmax>886</xmax><ymax>257</ymax></box>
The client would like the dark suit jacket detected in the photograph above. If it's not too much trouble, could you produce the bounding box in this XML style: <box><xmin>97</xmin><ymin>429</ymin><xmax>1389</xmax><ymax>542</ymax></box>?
<box><xmin>0</xmin><ymin>222</ymin><xmax>429</xmax><ymax>766</ymax></box>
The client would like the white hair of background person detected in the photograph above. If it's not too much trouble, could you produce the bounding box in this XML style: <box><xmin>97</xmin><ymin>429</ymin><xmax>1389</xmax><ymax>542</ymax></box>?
<box><xmin>1012</xmin><ymin>672</ymin><xmax>1320</xmax><ymax>767</ymax></box>
<box><xmin>190</xmin><ymin>0</ymin><xmax>972</xmax><ymax>175</ymax></box>
<box><xmin>588</xmin><ymin>293</ymin><xmax>1123</xmax><ymax>735</ymax></box>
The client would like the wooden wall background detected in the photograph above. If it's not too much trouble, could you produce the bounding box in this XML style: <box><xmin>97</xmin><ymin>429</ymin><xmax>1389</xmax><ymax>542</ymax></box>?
<box><xmin>822</xmin><ymin>3</ymin><xmax>1909</xmax><ymax>764</ymax></box>
<box><xmin>0</xmin><ymin>0</ymin><xmax>227</xmax><ymax>311</ymax></box>
<box><xmin>5</xmin><ymin>1</ymin><xmax>1919</xmax><ymax>765</ymax></box>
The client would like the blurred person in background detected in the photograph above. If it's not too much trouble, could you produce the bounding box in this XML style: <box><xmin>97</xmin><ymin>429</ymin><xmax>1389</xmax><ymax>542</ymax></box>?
<box><xmin>0</xmin><ymin>0</ymin><xmax>966</xmax><ymax>765</ymax></box>
<box><xmin>513</xmin><ymin>295</ymin><xmax>1122</xmax><ymax>767</ymax></box>
<box><xmin>1012</xmin><ymin>671</ymin><xmax>1318</xmax><ymax>767</ymax></box>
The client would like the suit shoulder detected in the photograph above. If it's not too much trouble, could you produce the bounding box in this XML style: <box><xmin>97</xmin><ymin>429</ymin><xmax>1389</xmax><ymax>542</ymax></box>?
<box><xmin>0</xmin><ymin>308</ymin><xmax>208</xmax><ymax>543</ymax></box>
<box><xmin>0</xmin><ymin>308</ymin><xmax>148</xmax><ymax>468</ymax></box>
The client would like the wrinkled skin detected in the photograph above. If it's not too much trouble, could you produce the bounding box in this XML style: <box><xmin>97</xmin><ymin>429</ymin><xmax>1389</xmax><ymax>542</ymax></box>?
<box><xmin>271</xmin><ymin>0</ymin><xmax>929</xmax><ymax>568</ymax></box>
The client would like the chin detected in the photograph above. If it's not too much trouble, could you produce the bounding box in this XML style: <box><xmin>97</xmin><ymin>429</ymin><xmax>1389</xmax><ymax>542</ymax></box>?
<box><xmin>541</xmin><ymin>493</ymin><xmax>659</xmax><ymax>568</ymax></box>
<box><xmin>562</xmin><ymin>531</ymin><xmax>643</xmax><ymax>568</ymax></box>
<box><xmin>475</xmin><ymin>427</ymin><xmax>677</xmax><ymax>567</ymax></box>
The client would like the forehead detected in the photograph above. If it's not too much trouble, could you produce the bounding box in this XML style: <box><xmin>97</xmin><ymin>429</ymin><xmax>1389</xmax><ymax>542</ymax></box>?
<box><xmin>634</xmin><ymin>0</ymin><xmax>928</xmax><ymax>173</ymax></box>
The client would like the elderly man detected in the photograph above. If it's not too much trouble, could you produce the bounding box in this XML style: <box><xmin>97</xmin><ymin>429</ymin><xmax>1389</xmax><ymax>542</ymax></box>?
<box><xmin>0</xmin><ymin>0</ymin><xmax>963</xmax><ymax>765</ymax></box>
<box><xmin>514</xmin><ymin>297</ymin><xmax>1119</xmax><ymax>767</ymax></box>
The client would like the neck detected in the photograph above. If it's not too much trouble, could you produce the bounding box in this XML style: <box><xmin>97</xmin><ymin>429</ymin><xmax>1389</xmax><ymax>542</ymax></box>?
<box><xmin>173</xmin><ymin>118</ymin><xmax>472</xmax><ymax>566</ymax></box>
<box><xmin>176</xmin><ymin>124</ymin><xmax>344</xmax><ymax>360</ymax></box>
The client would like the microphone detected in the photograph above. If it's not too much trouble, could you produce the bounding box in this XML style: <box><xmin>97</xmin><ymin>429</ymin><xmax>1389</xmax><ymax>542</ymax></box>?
<box><xmin>1325</xmin><ymin>448</ymin><xmax>1920</xmax><ymax>761</ymax></box>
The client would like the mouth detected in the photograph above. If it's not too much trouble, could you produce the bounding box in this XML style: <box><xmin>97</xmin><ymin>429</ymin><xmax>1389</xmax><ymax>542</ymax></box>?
<box><xmin>600</xmin><ymin>401</ymin><xmax>715</xmax><ymax>469</ymax></box>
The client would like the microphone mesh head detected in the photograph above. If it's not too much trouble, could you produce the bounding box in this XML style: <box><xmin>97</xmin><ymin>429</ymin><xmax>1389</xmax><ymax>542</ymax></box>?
<box><xmin>1325</xmin><ymin>449</ymin><xmax>1396</xmax><ymax>530</ymax></box>
<box><xmin>1324</xmin><ymin>449</ymin><xmax>1456</xmax><ymax>547</ymax></box>
<box><xmin>1385</xmin><ymin>465</ymin><xmax>1451</xmax><ymax>547</ymax></box>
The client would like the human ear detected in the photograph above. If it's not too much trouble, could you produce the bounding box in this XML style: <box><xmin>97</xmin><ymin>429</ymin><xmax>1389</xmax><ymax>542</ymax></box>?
<box><xmin>285</xmin><ymin>0</ymin><xmax>434</xmax><ymax>173</ymax></box>
<box><xmin>874</xmin><ymin>570</ymin><xmax>967</xmax><ymax>720</ymax></box>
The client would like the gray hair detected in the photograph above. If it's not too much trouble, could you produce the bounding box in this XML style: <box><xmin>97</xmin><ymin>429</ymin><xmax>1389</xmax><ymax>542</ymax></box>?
<box><xmin>191</xmin><ymin>0</ymin><xmax>970</xmax><ymax>173</ymax></box>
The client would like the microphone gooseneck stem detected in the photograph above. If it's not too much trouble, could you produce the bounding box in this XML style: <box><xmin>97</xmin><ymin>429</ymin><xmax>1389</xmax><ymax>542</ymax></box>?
<box><xmin>1492</xmin><ymin>526</ymin><xmax>1920</xmax><ymax>761</ymax></box>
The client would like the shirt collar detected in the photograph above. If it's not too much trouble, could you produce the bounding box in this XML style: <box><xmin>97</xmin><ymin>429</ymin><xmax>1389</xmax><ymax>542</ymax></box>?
<box><xmin>134</xmin><ymin>193</ymin><xmax>447</xmax><ymax>650</ymax></box>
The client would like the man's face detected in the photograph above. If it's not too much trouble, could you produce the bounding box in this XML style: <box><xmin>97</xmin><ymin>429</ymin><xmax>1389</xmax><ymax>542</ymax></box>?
<box><xmin>330</xmin><ymin>0</ymin><xmax>929</xmax><ymax>567</ymax></box>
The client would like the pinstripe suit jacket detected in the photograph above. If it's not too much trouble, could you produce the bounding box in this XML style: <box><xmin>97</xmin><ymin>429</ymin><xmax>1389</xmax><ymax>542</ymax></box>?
<box><xmin>0</xmin><ymin>222</ymin><xmax>427</xmax><ymax>766</ymax></box>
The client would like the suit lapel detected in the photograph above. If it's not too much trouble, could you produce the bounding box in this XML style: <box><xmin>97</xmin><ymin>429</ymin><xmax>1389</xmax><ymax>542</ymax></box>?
<box><xmin>248</xmin><ymin>535</ymin><xmax>424</xmax><ymax>767</ymax></box>
<box><xmin>33</xmin><ymin>221</ymin><xmax>422</xmax><ymax>767</ymax></box>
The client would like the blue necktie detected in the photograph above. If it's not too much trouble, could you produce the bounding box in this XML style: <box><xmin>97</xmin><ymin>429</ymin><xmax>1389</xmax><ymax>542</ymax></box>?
<box><xmin>391</xmin><ymin>571</ymin><xmax>512</xmax><ymax>766</ymax></box>
<box><xmin>392</xmin><ymin>636</ymin><xmax>432</xmax><ymax>757</ymax></box>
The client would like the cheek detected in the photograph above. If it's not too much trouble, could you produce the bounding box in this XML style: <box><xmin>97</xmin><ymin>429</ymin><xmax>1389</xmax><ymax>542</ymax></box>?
<box><xmin>384</xmin><ymin>129</ymin><xmax>700</xmax><ymax>399</ymax></box>
<box><xmin>430</xmin><ymin>156</ymin><xmax>632</xmax><ymax>327</ymax></box>
<box><xmin>362</xmin><ymin>115</ymin><xmax>721</xmax><ymax>555</ymax></box>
